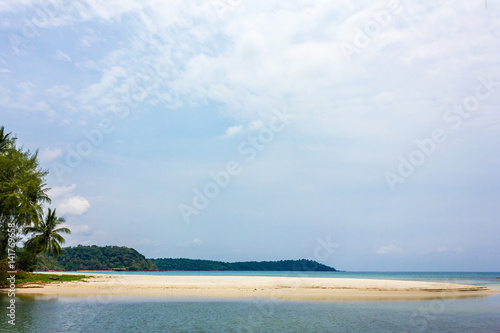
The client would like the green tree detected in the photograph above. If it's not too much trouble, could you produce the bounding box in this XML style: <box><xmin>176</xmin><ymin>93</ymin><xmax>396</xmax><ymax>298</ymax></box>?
<box><xmin>0</xmin><ymin>126</ymin><xmax>51</xmax><ymax>258</ymax></box>
<box><xmin>0</xmin><ymin>126</ymin><xmax>13</xmax><ymax>152</ymax></box>
<box><xmin>24</xmin><ymin>208</ymin><xmax>71</xmax><ymax>259</ymax></box>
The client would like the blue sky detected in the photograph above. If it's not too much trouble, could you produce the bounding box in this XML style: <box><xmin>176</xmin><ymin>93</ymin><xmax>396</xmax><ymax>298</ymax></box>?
<box><xmin>1</xmin><ymin>0</ymin><xmax>499</xmax><ymax>271</ymax></box>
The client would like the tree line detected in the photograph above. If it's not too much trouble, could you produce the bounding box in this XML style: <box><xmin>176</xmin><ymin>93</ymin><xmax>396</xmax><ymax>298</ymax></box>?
<box><xmin>150</xmin><ymin>258</ymin><xmax>337</xmax><ymax>271</ymax></box>
<box><xmin>1</xmin><ymin>126</ymin><xmax>71</xmax><ymax>284</ymax></box>
<box><xmin>39</xmin><ymin>245</ymin><xmax>157</xmax><ymax>271</ymax></box>
<box><xmin>38</xmin><ymin>252</ymin><xmax>337</xmax><ymax>272</ymax></box>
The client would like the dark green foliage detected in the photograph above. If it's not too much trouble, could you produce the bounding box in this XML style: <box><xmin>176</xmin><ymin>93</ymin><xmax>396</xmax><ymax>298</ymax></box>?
<box><xmin>35</xmin><ymin>253</ymin><xmax>64</xmax><ymax>271</ymax></box>
<box><xmin>40</xmin><ymin>245</ymin><xmax>157</xmax><ymax>271</ymax></box>
<box><xmin>151</xmin><ymin>258</ymin><xmax>232</xmax><ymax>271</ymax></box>
<box><xmin>15</xmin><ymin>272</ymin><xmax>92</xmax><ymax>285</ymax></box>
<box><xmin>228</xmin><ymin>259</ymin><xmax>336</xmax><ymax>271</ymax></box>
<box><xmin>33</xmin><ymin>245</ymin><xmax>337</xmax><ymax>272</ymax></box>
<box><xmin>17</xmin><ymin>247</ymin><xmax>41</xmax><ymax>272</ymax></box>
<box><xmin>0</xmin><ymin>126</ymin><xmax>51</xmax><ymax>258</ymax></box>
<box><xmin>24</xmin><ymin>208</ymin><xmax>70</xmax><ymax>260</ymax></box>
<box><xmin>0</xmin><ymin>127</ymin><xmax>73</xmax><ymax>273</ymax></box>
<box><xmin>151</xmin><ymin>258</ymin><xmax>337</xmax><ymax>271</ymax></box>
<box><xmin>1</xmin><ymin>272</ymin><xmax>92</xmax><ymax>286</ymax></box>
<box><xmin>0</xmin><ymin>260</ymin><xmax>9</xmax><ymax>286</ymax></box>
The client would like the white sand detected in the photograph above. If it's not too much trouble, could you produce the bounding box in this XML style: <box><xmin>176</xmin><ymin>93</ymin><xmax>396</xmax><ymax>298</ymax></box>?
<box><xmin>10</xmin><ymin>273</ymin><xmax>498</xmax><ymax>301</ymax></box>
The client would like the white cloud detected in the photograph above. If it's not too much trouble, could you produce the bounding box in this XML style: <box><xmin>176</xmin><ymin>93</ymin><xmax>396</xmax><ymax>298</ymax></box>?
<box><xmin>55</xmin><ymin>50</ymin><xmax>71</xmax><ymax>62</ymax></box>
<box><xmin>162</xmin><ymin>1</ymin><xmax>499</xmax><ymax>141</ymax></box>
<box><xmin>78</xmin><ymin>65</ymin><xmax>127</xmax><ymax>106</ymax></box>
<box><xmin>222</xmin><ymin>120</ymin><xmax>267</xmax><ymax>138</ymax></box>
<box><xmin>48</xmin><ymin>184</ymin><xmax>90</xmax><ymax>216</ymax></box>
<box><xmin>376</xmin><ymin>244</ymin><xmax>402</xmax><ymax>255</ymax></box>
<box><xmin>9</xmin><ymin>0</ymin><xmax>495</xmax><ymax>140</ymax></box>
<box><xmin>222</xmin><ymin>125</ymin><xmax>243</xmax><ymax>138</ymax></box>
<box><xmin>56</xmin><ymin>196</ymin><xmax>91</xmax><ymax>216</ymax></box>
<box><xmin>38</xmin><ymin>147</ymin><xmax>62</xmax><ymax>163</ymax></box>
<box><xmin>48</xmin><ymin>184</ymin><xmax>77</xmax><ymax>199</ymax></box>
<box><xmin>34</xmin><ymin>101</ymin><xmax>56</xmax><ymax>117</ymax></box>
<box><xmin>46</xmin><ymin>85</ymin><xmax>74</xmax><ymax>98</ymax></box>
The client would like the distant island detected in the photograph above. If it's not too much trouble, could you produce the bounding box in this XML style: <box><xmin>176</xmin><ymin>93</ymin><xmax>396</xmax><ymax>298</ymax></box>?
<box><xmin>37</xmin><ymin>245</ymin><xmax>337</xmax><ymax>272</ymax></box>
<box><xmin>150</xmin><ymin>258</ymin><xmax>337</xmax><ymax>271</ymax></box>
<box><xmin>38</xmin><ymin>245</ymin><xmax>157</xmax><ymax>271</ymax></box>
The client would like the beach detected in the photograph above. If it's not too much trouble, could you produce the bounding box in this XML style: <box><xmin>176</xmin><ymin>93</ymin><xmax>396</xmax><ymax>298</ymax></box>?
<box><xmin>11</xmin><ymin>273</ymin><xmax>498</xmax><ymax>301</ymax></box>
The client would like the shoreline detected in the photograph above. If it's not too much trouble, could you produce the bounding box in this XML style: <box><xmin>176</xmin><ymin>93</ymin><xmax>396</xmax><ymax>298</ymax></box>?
<box><xmin>6</xmin><ymin>273</ymin><xmax>499</xmax><ymax>301</ymax></box>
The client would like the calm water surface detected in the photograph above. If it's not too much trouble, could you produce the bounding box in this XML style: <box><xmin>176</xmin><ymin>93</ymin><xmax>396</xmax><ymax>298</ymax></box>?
<box><xmin>1</xmin><ymin>272</ymin><xmax>499</xmax><ymax>332</ymax></box>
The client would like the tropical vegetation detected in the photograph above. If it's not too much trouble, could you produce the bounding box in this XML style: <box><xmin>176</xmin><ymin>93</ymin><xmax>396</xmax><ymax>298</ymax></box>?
<box><xmin>151</xmin><ymin>258</ymin><xmax>337</xmax><ymax>271</ymax></box>
<box><xmin>24</xmin><ymin>208</ymin><xmax>71</xmax><ymax>259</ymax></box>
<box><xmin>23</xmin><ymin>244</ymin><xmax>337</xmax><ymax>272</ymax></box>
<box><xmin>14</xmin><ymin>272</ymin><xmax>92</xmax><ymax>285</ymax></box>
<box><xmin>0</xmin><ymin>126</ymin><xmax>71</xmax><ymax>284</ymax></box>
<box><xmin>39</xmin><ymin>245</ymin><xmax>157</xmax><ymax>271</ymax></box>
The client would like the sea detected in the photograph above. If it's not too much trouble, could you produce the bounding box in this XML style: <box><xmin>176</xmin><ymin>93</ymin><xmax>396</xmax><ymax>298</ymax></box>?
<box><xmin>1</xmin><ymin>271</ymin><xmax>499</xmax><ymax>332</ymax></box>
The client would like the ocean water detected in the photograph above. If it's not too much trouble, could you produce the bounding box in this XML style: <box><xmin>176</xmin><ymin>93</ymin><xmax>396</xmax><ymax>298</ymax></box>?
<box><xmin>2</xmin><ymin>272</ymin><xmax>500</xmax><ymax>333</ymax></box>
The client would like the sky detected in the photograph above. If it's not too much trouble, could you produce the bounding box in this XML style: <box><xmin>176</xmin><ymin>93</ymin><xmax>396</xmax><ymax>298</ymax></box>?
<box><xmin>1</xmin><ymin>0</ymin><xmax>499</xmax><ymax>271</ymax></box>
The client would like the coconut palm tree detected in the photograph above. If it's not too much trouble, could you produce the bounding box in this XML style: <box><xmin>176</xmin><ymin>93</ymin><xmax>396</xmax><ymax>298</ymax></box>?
<box><xmin>0</xmin><ymin>126</ymin><xmax>13</xmax><ymax>152</ymax></box>
<box><xmin>24</xmin><ymin>208</ymin><xmax>71</xmax><ymax>258</ymax></box>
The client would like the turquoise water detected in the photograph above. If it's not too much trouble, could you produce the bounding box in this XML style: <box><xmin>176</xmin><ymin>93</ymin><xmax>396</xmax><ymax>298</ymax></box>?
<box><xmin>2</xmin><ymin>272</ymin><xmax>500</xmax><ymax>332</ymax></box>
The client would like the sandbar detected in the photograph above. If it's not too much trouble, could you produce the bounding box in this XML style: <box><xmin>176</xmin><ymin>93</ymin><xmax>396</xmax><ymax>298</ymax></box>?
<box><xmin>8</xmin><ymin>273</ymin><xmax>498</xmax><ymax>301</ymax></box>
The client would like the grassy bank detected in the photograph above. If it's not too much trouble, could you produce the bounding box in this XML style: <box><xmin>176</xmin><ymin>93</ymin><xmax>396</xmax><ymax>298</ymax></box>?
<box><xmin>1</xmin><ymin>272</ymin><xmax>93</xmax><ymax>287</ymax></box>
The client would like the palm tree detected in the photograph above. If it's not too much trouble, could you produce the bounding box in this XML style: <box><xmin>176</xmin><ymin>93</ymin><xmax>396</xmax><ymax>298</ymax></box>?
<box><xmin>24</xmin><ymin>208</ymin><xmax>71</xmax><ymax>258</ymax></box>
<box><xmin>0</xmin><ymin>126</ymin><xmax>13</xmax><ymax>152</ymax></box>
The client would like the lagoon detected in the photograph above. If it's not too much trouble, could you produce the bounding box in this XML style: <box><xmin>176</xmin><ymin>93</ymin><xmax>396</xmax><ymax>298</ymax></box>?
<box><xmin>2</xmin><ymin>272</ymin><xmax>500</xmax><ymax>332</ymax></box>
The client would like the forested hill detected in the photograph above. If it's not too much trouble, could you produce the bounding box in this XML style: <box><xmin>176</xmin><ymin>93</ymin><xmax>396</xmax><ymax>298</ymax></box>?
<box><xmin>37</xmin><ymin>245</ymin><xmax>337</xmax><ymax>272</ymax></box>
<box><xmin>38</xmin><ymin>245</ymin><xmax>157</xmax><ymax>271</ymax></box>
<box><xmin>150</xmin><ymin>258</ymin><xmax>337</xmax><ymax>271</ymax></box>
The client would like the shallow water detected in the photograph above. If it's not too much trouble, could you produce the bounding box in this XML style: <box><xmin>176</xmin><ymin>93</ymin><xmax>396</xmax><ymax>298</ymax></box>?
<box><xmin>2</xmin><ymin>295</ymin><xmax>500</xmax><ymax>332</ymax></box>
<box><xmin>2</xmin><ymin>272</ymin><xmax>500</xmax><ymax>332</ymax></box>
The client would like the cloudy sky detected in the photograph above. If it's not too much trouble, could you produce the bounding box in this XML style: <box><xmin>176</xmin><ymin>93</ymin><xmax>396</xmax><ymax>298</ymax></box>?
<box><xmin>1</xmin><ymin>0</ymin><xmax>499</xmax><ymax>271</ymax></box>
